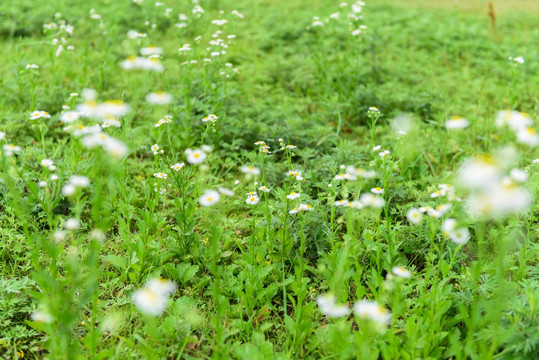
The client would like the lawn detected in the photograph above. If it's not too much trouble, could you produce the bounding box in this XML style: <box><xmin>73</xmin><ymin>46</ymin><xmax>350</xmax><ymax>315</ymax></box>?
<box><xmin>1</xmin><ymin>0</ymin><xmax>538</xmax><ymax>359</ymax></box>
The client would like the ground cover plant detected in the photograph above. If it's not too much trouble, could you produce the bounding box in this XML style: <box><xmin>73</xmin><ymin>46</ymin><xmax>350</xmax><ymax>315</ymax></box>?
<box><xmin>1</xmin><ymin>0</ymin><xmax>539</xmax><ymax>358</ymax></box>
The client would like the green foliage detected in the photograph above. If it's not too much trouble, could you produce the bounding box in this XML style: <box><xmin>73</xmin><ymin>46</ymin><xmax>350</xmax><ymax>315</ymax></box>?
<box><xmin>1</xmin><ymin>0</ymin><xmax>539</xmax><ymax>359</ymax></box>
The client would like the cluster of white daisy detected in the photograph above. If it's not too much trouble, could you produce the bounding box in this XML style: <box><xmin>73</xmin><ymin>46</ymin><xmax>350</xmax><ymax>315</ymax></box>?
<box><xmin>254</xmin><ymin>141</ymin><xmax>271</xmax><ymax>154</ymax></box>
<box><xmin>457</xmin><ymin>149</ymin><xmax>532</xmax><ymax>219</ymax></box>
<box><xmin>495</xmin><ymin>110</ymin><xmax>538</xmax><ymax>146</ymax></box>
<box><xmin>202</xmin><ymin>114</ymin><xmax>219</xmax><ymax>123</ymax></box>
<box><xmin>121</xmin><ymin>56</ymin><xmax>164</xmax><ymax>71</ymax></box>
<box><xmin>30</xmin><ymin>110</ymin><xmax>51</xmax><ymax>120</ymax></box>
<box><xmin>155</xmin><ymin>115</ymin><xmax>173</xmax><ymax>127</ymax></box>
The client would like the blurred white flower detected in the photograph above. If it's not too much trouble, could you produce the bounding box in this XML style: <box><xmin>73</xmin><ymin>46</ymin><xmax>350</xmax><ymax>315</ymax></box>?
<box><xmin>64</xmin><ymin>218</ymin><xmax>80</xmax><ymax>230</ymax></box>
<box><xmin>392</xmin><ymin>266</ymin><xmax>411</xmax><ymax>279</ymax></box>
<box><xmin>146</xmin><ymin>91</ymin><xmax>172</xmax><ymax>105</ymax></box>
<box><xmin>353</xmin><ymin>300</ymin><xmax>391</xmax><ymax>324</ymax></box>
<box><xmin>406</xmin><ymin>208</ymin><xmax>422</xmax><ymax>224</ymax></box>
<box><xmin>199</xmin><ymin>190</ymin><xmax>220</xmax><ymax>207</ymax></box>
<box><xmin>445</xmin><ymin>116</ymin><xmax>469</xmax><ymax>130</ymax></box>
<box><xmin>316</xmin><ymin>294</ymin><xmax>350</xmax><ymax>318</ymax></box>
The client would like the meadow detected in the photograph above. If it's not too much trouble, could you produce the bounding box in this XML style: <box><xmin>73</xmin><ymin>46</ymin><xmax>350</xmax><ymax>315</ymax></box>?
<box><xmin>1</xmin><ymin>0</ymin><xmax>539</xmax><ymax>358</ymax></box>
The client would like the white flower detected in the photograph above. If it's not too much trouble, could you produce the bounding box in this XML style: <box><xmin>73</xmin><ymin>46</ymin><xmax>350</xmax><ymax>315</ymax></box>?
<box><xmin>69</xmin><ymin>175</ymin><xmax>89</xmax><ymax>187</ymax></box>
<box><xmin>30</xmin><ymin>110</ymin><xmax>51</xmax><ymax>120</ymax></box>
<box><xmin>372</xmin><ymin>145</ymin><xmax>382</xmax><ymax>151</ymax></box>
<box><xmin>360</xmin><ymin>193</ymin><xmax>385</xmax><ymax>208</ymax></box>
<box><xmin>3</xmin><ymin>144</ymin><xmax>22</xmax><ymax>155</ymax></box>
<box><xmin>348</xmin><ymin>200</ymin><xmax>364</xmax><ymax>209</ymax></box>
<box><xmin>0</xmin><ymin>131</ymin><xmax>5</xmax><ymax>140</ymax></box>
<box><xmin>31</xmin><ymin>311</ymin><xmax>53</xmax><ymax>323</ymax></box>
<box><xmin>26</xmin><ymin>64</ymin><xmax>39</xmax><ymax>69</ymax></box>
<box><xmin>217</xmin><ymin>187</ymin><xmax>234</xmax><ymax>196</ymax></box>
<box><xmin>510</xmin><ymin>168</ymin><xmax>528</xmax><ymax>183</ymax></box>
<box><xmin>286</xmin><ymin>192</ymin><xmax>300</xmax><ymax>200</ymax></box>
<box><xmin>38</xmin><ymin>181</ymin><xmax>47</xmax><ymax>187</ymax></box>
<box><xmin>406</xmin><ymin>208</ymin><xmax>422</xmax><ymax>224</ymax></box>
<box><xmin>334</xmin><ymin>199</ymin><xmax>349</xmax><ymax>207</ymax></box>
<box><xmin>245</xmin><ymin>195</ymin><xmax>259</xmax><ymax>205</ymax></box>
<box><xmin>154</xmin><ymin>172</ymin><xmax>167</xmax><ymax>179</ymax></box>
<box><xmin>64</xmin><ymin>218</ymin><xmax>80</xmax><ymax>230</ymax></box>
<box><xmin>199</xmin><ymin>190</ymin><xmax>220</xmax><ymax>207</ymax></box>
<box><xmin>353</xmin><ymin>300</ymin><xmax>391</xmax><ymax>324</ymax></box>
<box><xmin>132</xmin><ymin>288</ymin><xmax>168</xmax><ymax>315</ymax></box>
<box><xmin>392</xmin><ymin>267</ymin><xmax>411</xmax><ymax>279</ymax></box>
<box><xmin>140</xmin><ymin>46</ymin><xmax>163</xmax><ymax>56</ymax></box>
<box><xmin>202</xmin><ymin>114</ymin><xmax>219</xmax><ymax>123</ymax></box>
<box><xmin>316</xmin><ymin>294</ymin><xmax>350</xmax><ymax>318</ymax></box>
<box><xmin>457</xmin><ymin>155</ymin><xmax>501</xmax><ymax>189</ymax></box>
<box><xmin>298</xmin><ymin>203</ymin><xmax>313</xmax><ymax>211</ymax></box>
<box><xmin>516</xmin><ymin>127</ymin><xmax>539</xmax><ymax>146</ymax></box>
<box><xmin>495</xmin><ymin>110</ymin><xmax>532</xmax><ymax>131</ymax></box>
<box><xmin>41</xmin><ymin>159</ymin><xmax>54</xmax><ymax>167</ymax></box>
<box><xmin>346</xmin><ymin>166</ymin><xmax>376</xmax><ymax>179</ymax></box>
<box><xmin>185</xmin><ymin>148</ymin><xmax>207</xmax><ymax>164</ymax></box>
<box><xmin>379</xmin><ymin>150</ymin><xmax>390</xmax><ymax>157</ymax></box>
<box><xmin>146</xmin><ymin>91</ymin><xmax>172</xmax><ymax>105</ymax></box>
<box><xmin>62</xmin><ymin>184</ymin><xmax>76</xmax><ymax>196</ymax></box>
<box><xmin>240</xmin><ymin>166</ymin><xmax>261</xmax><ymax>175</ymax></box>
<box><xmin>147</xmin><ymin>278</ymin><xmax>176</xmax><ymax>296</ymax></box>
<box><xmin>50</xmin><ymin>174</ymin><xmax>58</xmax><ymax>181</ymax></box>
<box><xmin>151</xmin><ymin>144</ymin><xmax>160</xmax><ymax>153</ymax></box>
<box><xmin>258</xmin><ymin>186</ymin><xmax>270</xmax><ymax>193</ymax></box>
<box><xmin>445</xmin><ymin>117</ymin><xmax>469</xmax><ymax>130</ymax></box>
<box><xmin>103</xmin><ymin>137</ymin><xmax>128</xmax><ymax>158</ymax></box>
<box><xmin>211</xmin><ymin>19</ymin><xmax>228</xmax><ymax>26</ymax></box>
<box><xmin>102</xmin><ymin>119</ymin><xmax>121</xmax><ymax>128</ymax></box>
<box><xmin>53</xmin><ymin>230</ymin><xmax>67</xmax><ymax>242</ymax></box>
<box><xmin>60</xmin><ymin>111</ymin><xmax>80</xmax><ymax>123</ymax></box>
<box><xmin>334</xmin><ymin>173</ymin><xmax>357</xmax><ymax>180</ymax></box>
<box><xmin>170</xmin><ymin>162</ymin><xmax>185</xmax><ymax>171</ymax></box>
<box><xmin>371</xmin><ymin>187</ymin><xmax>384</xmax><ymax>194</ymax></box>
<box><xmin>121</xmin><ymin>56</ymin><xmax>163</xmax><ymax>71</ymax></box>
<box><xmin>441</xmin><ymin>219</ymin><xmax>470</xmax><ymax>244</ymax></box>
<box><xmin>466</xmin><ymin>183</ymin><xmax>531</xmax><ymax>219</ymax></box>
<box><xmin>509</xmin><ymin>56</ymin><xmax>525</xmax><ymax>64</ymax></box>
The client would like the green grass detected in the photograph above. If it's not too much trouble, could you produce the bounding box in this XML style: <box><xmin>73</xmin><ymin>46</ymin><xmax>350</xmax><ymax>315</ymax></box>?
<box><xmin>1</xmin><ymin>0</ymin><xmax>538</xmax><ymax>359</ymax></box>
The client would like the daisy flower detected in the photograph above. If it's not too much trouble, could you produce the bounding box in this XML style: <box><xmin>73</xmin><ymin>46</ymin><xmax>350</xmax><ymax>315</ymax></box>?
<box><xmin>240</xmin><ymin>166</ymin><xmax>261</xmax><ymax>175</ymax></box>
<box><xmin>371</xmin><ymin>187</ymin><xmax>384</xmax><ymax>194</ymax></box>
<box><xmin>316</xmin><ymin>294</ymin><xmax>350</xmax><ymax>318</ymax></box>
<box><xmin>30</xmin><ymin>110</ymin><xmax>51</xmax><ymax>120</ymax></box>
<box><xmin>286</xmin><ymin>192</ymin><xmax>300</xmax><ymax>200</ymax></box>
<box><xmin>170</xmin><ymin>163</ymin><xmax>185</xmax><ymax>171</ymax></box>
<box><xmin>445</xmin><ymin>116</ymin><xmax>469</xmax><ymax>130</ymax></box>
<box><xmin>392</xmin><ymin>266</ymin><xmax>411</xmax><ymax>279</ymax></box>
<box><xmin>406</xmin><ymin>208</ymin><xmax>422</xmax><ymax>224</ymax></box>
<box><xmin>245</xmin><ymin>195</ymin><xmax>259</xmax><ymax>205</ymax></box>
<box><xmin>334</xmin><ymin>199</ymin><xmax>349</xmax><ymax>207</ymax></box>
<box><xmin>154</xmin><ymin>172</ymin><xmax>167</xmax><ymax>179</ymax></box>
<box><xmin>132</xmin><ymin>288</ymin><xmax>168</xmax><ymax>316</ymax></box>
<box><xmin>353</xmin><ymin>300</ymin><xmax>391</xmax><ymax>324</ymax></box>
<box><xmin>64</xmin><ymin>218</ymin><xmax>80</xmax><ymax>230</ymax></box>
<box><xmin>217</xmin><ymin>187</ymin><xmax>234</xmax><ymax>196</ymax></box>
<box><xmin>40</xmin><ymin>159</ymin><xmax>54</xmax><ymax>167</ymax></box>
<box><xmin>258</xmin><ymin>186</ymin><xmax>270</xmax><ymax>193</ymax></box>
<box><xmin>146</xmin><ymin>91</ymin><xmax>172</xmax><ymax>105</ymax></box>
<box><xmin>199</xmin><ymin>190</ymin><xmax>220</xmax><ymax>207</ymax></box>
<box><xmin>185</xmin><ymin>148</ymin><xmax>207</xmax><ymax>164</ymax></box>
